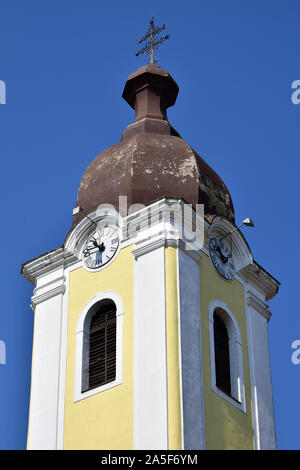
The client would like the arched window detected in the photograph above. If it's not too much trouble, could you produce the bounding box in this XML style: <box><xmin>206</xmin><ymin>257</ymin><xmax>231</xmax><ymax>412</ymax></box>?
<box><xmin>213</xmin><ymin>311</ymin><xmax>231</xmax><ymax>396</ymax></box>
<box><xmin>209</xmin><ymin>301</ymin><xmax>246</xmax><ymax>412</ymax></box>
<box><xmin>87</xmin><ymin>300</ymin><xmax>116</xmax><ymax>391</ymax></box>
<box><xmin>74</xmin><ymin>292</ymin><xmax>124</xmax><ymax>401</ymax></box>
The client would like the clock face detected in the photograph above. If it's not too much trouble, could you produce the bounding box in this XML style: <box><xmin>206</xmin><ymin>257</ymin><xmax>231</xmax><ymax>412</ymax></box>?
<box><xmin>209</xmin><ymin>237</ymin><xmax>235</xmax><ymax>281</ymax></box>
<box><xmin>82</xmin><ymin>226</ymin><xmax>119</xmax><ymax>270</ymax></box>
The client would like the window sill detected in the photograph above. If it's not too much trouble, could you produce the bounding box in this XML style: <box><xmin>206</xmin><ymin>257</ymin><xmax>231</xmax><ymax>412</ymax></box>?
<box><xmin>74</xmin><ymin>378</ymin><xmax>122</xmax><ymax>403</ymax></box>
<box><xmin>212</xmin><ymin>384</ymin><xmax>246</xmax><ymax>414</ymax></box>
<box><xmin>216</xmin><ymin>385</ymin><xmax>242</xmax><ymax>404</ymax></box>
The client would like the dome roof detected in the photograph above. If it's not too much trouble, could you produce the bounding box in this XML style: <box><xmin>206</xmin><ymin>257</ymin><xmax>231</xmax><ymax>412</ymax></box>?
<box><xmin>73</xmin><ymin>64</ymin><xmax>234</xmax><ymax>225</ymax></box>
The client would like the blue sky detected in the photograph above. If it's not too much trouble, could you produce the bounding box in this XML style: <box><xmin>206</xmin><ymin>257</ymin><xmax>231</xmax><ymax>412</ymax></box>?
<box><xmin>0</xmin><ymin>0</ymin><xmax>299</xmax><ymax>449</ymax></box>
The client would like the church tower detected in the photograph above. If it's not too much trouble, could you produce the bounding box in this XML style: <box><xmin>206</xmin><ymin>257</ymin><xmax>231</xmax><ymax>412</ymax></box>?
<box><xmin>21</xmin><ymin>55</ymin><xmax>279</xmax><ymax>450</ymax></box>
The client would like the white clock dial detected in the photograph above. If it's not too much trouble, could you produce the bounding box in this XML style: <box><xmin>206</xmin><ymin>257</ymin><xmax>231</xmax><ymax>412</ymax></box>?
<box><xmin>209</xmin><ymin>237</ymin><xmax>235</xmax><ymax>281</ymax></box>
<box><xmin>82</xmin><ymin>226</ymin><xmax>119</xmax><ymax>270</ymax></box>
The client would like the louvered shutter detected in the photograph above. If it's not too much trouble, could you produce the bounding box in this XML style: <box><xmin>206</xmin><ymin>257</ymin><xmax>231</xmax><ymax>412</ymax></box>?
<box><xmin>213</xmin><ymin>312</ymin><xmax>231</xmax><ymax>396</ymax></box>
<box><xmin>88</xmin><ymin>302</ymin><xmax>116</xmax><ymax>390</ymax></box>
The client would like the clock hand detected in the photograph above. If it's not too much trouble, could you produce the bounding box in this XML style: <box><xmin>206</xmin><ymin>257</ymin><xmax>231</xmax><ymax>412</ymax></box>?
<box><xmin>83</xmin><ymin>243</ymin><xmax>101</xmax><ymax>257</ymax></box>
<box><xmin>215</xmin><ymin>245</ymin><xmax>226</xmax><ymax>262</ymax></box>
<box><xmin>98</xmin><ymin>242</ymin><xmax>105</xmax><ymax>252</ymax></box>
<box><xmin>92</xmin><ymin>240</ymin><xmax>105</xmax><ymax>252</ymax></box>
<box><xmin>95</xmin><ymin>250</ymin><xmax>103</xmax><ymax>265</ymax></box>
<box><xmin>83</xmin><ymin>247</ymin><xmax>94</xmax><ymax>257</ymax></box>
<box><xmin>216</xmin><ymin>241</ymin><xmax>233</xmax><ymax>261</ymax></box>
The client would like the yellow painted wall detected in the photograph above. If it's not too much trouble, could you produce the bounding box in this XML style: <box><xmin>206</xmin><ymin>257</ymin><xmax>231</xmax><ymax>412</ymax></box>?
<box><xmin>200</xmin><ymin>252</ymin><xmax>254</xmax><ymax>449</ymax></box>
<box><xmin>63</xmin><ymin>242</ymin><xmax>253</xmax><ymax>450</ymax></box>
<box><xmin>165</xmin><ymin>247</ymin><xmax>182</xmax><ymax>450</ymax></box>
<box><xmin>63</xmin><ymin>245</ymin><xmax>134</xmax><ymax>450</ymax></box>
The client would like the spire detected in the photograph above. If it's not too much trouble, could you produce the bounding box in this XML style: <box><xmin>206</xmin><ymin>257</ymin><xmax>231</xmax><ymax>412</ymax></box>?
<box><xmin>121</xmin><ymin>17</ymin><xmax>175</xmax><ymax>138</ymax></box>
<box><xmin>136</xmin><ymin>16</ymin><xmax>170</xmax><ymax>65</ymax></box>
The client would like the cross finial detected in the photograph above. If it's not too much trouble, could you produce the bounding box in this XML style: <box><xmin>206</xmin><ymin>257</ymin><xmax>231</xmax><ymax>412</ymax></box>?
<box><xmin>136</xmin><ymin>16</ymin><xmax>170</xmax><ymax>64</ymax></box>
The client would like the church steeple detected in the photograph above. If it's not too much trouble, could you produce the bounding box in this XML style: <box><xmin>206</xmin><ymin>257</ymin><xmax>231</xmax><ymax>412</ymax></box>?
<box><xmin>21</xmin><ymin>28</ymin><xmax>279</xmax><ymax>450</ymax></box>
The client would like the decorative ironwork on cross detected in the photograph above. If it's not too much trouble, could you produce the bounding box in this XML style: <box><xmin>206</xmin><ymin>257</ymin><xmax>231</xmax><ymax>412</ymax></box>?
<box><xmin>136</xmin><ymin>16</ymin><xmax>169</xmax><ymax>64</ymax></box>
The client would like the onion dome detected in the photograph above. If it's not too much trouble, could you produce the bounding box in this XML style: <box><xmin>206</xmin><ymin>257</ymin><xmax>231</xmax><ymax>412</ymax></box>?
<box><xmin>73</xmin><ymin>64</ymin><xmax>235</xmax><ymax>225</ymax></box>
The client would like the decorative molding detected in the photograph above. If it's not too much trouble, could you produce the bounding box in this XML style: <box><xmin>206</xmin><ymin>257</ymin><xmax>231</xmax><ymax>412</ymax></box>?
<box><xmin>132</xmin><ymin>235</ymin><xmax>202</xmax><ymax>263</ymax></box>
<box><xmin>30</xmin><ymin>273</ymin><xmax>66</xmax><ymax>310</ymax></box>
<box><xmin>132</xmin><ymin>237</ymin><xmax>166</xmax><ymax>259</ymax></box>
<box><xmin>33</xmin><ymin>275</ymin><xmax>65</xmax><ymax>296</ymax></box>
<box><xmin>246</xmin><ymin>293</ymin><xmax>271</xmax><ymax>321</ymax></box>
<box><xmin>240</xmin><ymin>264</ymin><xmax>279</xmax><ymax>302</ymax></box>
<box><xmin>31</xmin><ymin>285</ymin><xmax>65</xmax><ymax>309</ymax></box>
<box><xmin>21</xmin><ymin>197</ymin><xmax>279</xmax><ymax>304</ymax></box>
<box><xmin>21</xmin><ymin>248</ymin><xmax>76</xmax><ymax>286</ymax></box>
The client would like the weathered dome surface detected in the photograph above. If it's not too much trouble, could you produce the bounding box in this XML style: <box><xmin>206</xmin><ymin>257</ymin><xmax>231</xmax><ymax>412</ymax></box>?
<box><xmin>74</xmin><ymin>64</ymin><xmax>234</xmax><ymax>225</ymax></box>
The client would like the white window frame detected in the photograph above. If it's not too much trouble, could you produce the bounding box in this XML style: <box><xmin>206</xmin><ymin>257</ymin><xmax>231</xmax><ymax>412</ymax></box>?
<box><xmin>74</xmin><ymin>291</ymin><xmax>124</xmax><ymax>402</ymax></box>
<box><xmin>208</xmin><ymin>300</ymin><xmax>246</xmax><ymax>413</ymax></box>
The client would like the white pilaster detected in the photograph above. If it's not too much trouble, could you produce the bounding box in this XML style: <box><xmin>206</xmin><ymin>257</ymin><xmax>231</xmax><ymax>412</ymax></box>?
<box><xmin>245</xmin><ymin>293</ymin><xmax>276</xmax><ymax>450</ymax></box>
<box><xmin>177</xmin><ymin>248</ymin><xmax>206</xmax><ymax>450</ymax></box>
<box><xmin>27</xmin><ymin>268</ymin><xmax>65</xmax><ymax>450</ymax></box>
<box><xmin>132</xmin><ymin>244</ymin><xmax>168</xmax><ymax>450</ymax></box>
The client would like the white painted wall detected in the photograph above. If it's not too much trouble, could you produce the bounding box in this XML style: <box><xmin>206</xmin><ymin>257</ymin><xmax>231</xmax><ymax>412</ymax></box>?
<box><xmin>27</xmin><ymin>269</ymin><xmax>64</xmax><ymax>449</ymax></box>
<box><xmin>27</xmin><ymin>285</ymin><xmax>64</xmax><ymax>449</ymax></box>
<box><xmin>246</xmin><ymin>298</ymin><xmax>276</xmax><ymax>449</ymax></box>
<box><xmin>133</xmin><ymin>246</ymin><xmax>168</xmax><ymax>450</ymax></box>
<box><xmin>177</xmin><ymin>249</ymin><xmax>206</xmax><ymax>450</ymax></box>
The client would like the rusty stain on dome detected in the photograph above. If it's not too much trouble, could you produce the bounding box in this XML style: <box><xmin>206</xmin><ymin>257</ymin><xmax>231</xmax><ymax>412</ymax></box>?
<box><xmin>73</xmin><ymin>64</ymin><xmax>235</xmax><ymax>226</ymax></box>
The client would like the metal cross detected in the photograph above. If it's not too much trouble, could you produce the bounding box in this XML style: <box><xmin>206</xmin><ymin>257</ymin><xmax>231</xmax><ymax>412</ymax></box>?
<box><xmin>136</xmin><ymin>16</ymin><xmax>169</xmax><ymax>64</ymax></box>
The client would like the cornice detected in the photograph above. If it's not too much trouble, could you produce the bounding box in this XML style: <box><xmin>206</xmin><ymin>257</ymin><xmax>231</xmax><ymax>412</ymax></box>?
<box><xmin>246</xmin><ymin>292</ymin><xmax>272</xmax><ymax>321</ymax></box>
<box><xmin>132</xmin><ymin>235</ymin><xmax>202</xmax><ymax>263</ymax></box>
<box><xmin>21</xmin><ymin>248</ymin><xmax>76</xmax><ymax>286</ymax></box>
<box><xmin>123</xmin><ymin>197</ymin><xmax>204</xmax><ymax>245</ymax></box>
<box><xmin>31</xmin><ymin>285</ymin><xmax>66</xmax><ymax>310</ymax></box>
<box><xmin>240</xmin><ymin>263</ymin><xmax>280</xmax><ymax>301</ymax></box>
<box><xmin>21</xmin><ymin>198</ymin><xmax>279</xmax><ymax>302</ymax></box>
<box><xmin>132</xmin><ymin>237</ymin><xmax>166</xmax><ymax>259</ymax></box>
<box><xmin>29</xmin><ymin>272</ymin><xmax>66</xmax><ymax>310</ymax></box>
